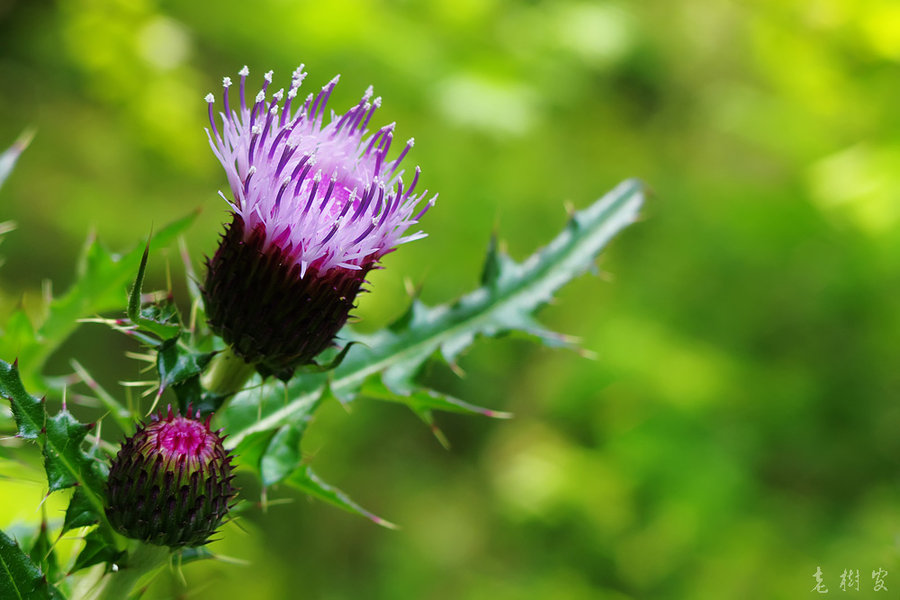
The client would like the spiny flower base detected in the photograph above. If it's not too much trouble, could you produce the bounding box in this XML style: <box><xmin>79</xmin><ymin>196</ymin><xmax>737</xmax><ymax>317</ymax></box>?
<box><xmin>105</xmin><ymin>408</ymin><xmax>235</xmax><ymax>548</ymax></box>
<box><xmin>203</xmin><ymin>215</ymin><xmax>370</xmax><ymax>380</ymax></box>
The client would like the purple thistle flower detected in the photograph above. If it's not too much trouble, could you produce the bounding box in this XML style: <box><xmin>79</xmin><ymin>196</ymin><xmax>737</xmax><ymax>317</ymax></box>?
<box><xmin>105</xmin><ymin>407</ymin><xmax>236</xmax><ymax>548</ymax></box>
<box><xmin>202</xmin><ymin>65</ymin><xmax>436</xmax><ymax>379</ymax></box>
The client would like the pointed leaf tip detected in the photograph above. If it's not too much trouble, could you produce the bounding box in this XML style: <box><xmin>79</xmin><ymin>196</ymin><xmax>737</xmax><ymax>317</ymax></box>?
<box><xmin>0</xmin><ymin>129</ymin><xmax>35</xmax><ymax>192</ymax></box>
<box><xmin>480</xmin><ymin>234</ymin><xmax>502</xmax><ymax>287</ymax></box>
<box><xmin>287</xmin><ymin>466</ymin><xmax>397</xmax><ymax>529</ymax></box>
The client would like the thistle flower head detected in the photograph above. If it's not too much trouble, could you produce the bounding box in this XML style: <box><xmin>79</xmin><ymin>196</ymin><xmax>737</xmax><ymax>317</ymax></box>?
<box><xmin>105</xmin><ymin>407</ymin><xmax>235</xmax><ymax>548</ymax></box>
<box><xmin>202</xmin><ymin>65</ymin><xmax>436</xmax><ymax>378</ymax></box>
<box><xmin>205</xmin><ymin>65</ymin><xmax>435</xmax><ymax>274</ymax></box>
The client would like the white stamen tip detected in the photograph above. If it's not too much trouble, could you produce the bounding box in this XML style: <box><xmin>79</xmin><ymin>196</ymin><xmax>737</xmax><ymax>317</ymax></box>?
<box><xmin>205</xmin><ymin>93</ymin><xmax>215</xmax><ymax>103</ymax></box>
<box><xmin>373</xmin><ymin>97</ymin><xmax>382</xmax><ymax>107</ymax></box>
<box><xmin>255</xmin><ymin>90</ymin><xmax>266</xmax><ymax>103</ymax></box>
<box><xmin>314</xmin><ymin>170</ymin><xmax>322</xmax><ymax>183</ymax></box>
<box><xmin>407</xmin><ymin>137</ymin><xmax>415</xmax><ymax>146</ymax></box>
<box><xmin>265</xmin><ymin>71</ymin><xmax>274</xmax><ymax>83</ymax></box>
<box><xmin>251</xmin><ymin>125</ymin><xmax>262</xmax><ymax>135</ymax></box>
<box><xmin>330</xmin><ymin>75</ymin><xmax>341</xmax><ymax>85</ymax></box>
<box><xmin>222</xmin><ymin>77</ymin><xmax>232</xmax><ymax>87</ymax></box>
<box><xmin>288</xmin><ymin>88</ymin><xmax>298</xmax><ymax>99</ymax></box>
<box><xmin>248</xmin><ymin>166</ymin><xmax>257</xmax><ymax>175</ymax></box>
<box><xmin>273</xmin><ymin>89</ymin><xmax>284</xmax><ymax>101</ymax></box>
<box><xmin>364</xmin><ymin>85</ymin><xmax>374</xmax><ymax>99</ymax></box>
<box><xmin>239</xmin><ymin>66</ymin><xmax>250</xmax><ymax>77</ymax></box>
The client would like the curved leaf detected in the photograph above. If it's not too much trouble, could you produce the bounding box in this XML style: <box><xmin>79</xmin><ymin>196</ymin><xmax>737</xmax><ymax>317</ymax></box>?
<box><xmin>220</xmin><ymin>179</ymin><xmax>644</xmax><ymax>449</ymax></box>
<box><xmin>287</xmin><ymin>467</ymin><xmax>397</xmax><ymax>529</ymax></box>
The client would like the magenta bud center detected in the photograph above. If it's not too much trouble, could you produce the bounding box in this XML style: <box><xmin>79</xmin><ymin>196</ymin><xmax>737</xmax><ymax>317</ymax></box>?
<box><xmin>161</xmin><ymin>419</ymin><xmax>207</xmax><ymax>455</ymax></box>
<box><xmin>144</xmin><ymin>416</ymin><xmax>217</xmax><ymax>464</ymax></box>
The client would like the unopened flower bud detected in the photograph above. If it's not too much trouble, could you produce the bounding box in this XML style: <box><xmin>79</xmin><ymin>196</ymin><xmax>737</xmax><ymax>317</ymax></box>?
<box><xmin>105</xmin><ymin>407</ymin><xmax>235</xmax><ymax>548</ymax></box>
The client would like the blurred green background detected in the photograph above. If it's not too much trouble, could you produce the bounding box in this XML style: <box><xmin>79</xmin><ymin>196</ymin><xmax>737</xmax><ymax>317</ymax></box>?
<box><xmin>2</xmin><ymin>0</ymin><xmax>900</xmax><ymax>598</ymax></box>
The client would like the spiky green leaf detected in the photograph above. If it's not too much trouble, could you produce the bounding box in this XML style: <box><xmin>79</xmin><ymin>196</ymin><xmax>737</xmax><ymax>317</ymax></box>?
<box><xmin>0</xmin><ymin>360</ymin><xmax>44</xmax><ymax>440</ymax></box>
<box><xmin>156</xmin><ymin>337</ymin><xmax>214</xmax><ymax>393</ymax></box>
<box><xmin>360</xmin><ymin>376</ymin><xmax>511</xmax><ymax>419</ymax></box>
<box><xmin>0</xmin><ymin>213</ymin><xmax>196</xmax><ymax>389</ymax></box>
<box><xmin>286</xmin><ymin>467</ymin><xmax>396</xmax><ymax>529</ymax></box>
<box><xmin>213</xmin><ymin>181</ymin><xmax>641</xmax><ymax>526</ymax></box>
<box><xmin>220</xmin><ymin>375</ymin><xmax>325</xmax><ymax>454</ymax></box>
<box><xmin>0</xmin><ymin>529</ymin><xmax>55</xmax><ymax>600</ymax></box>
<box><xmin>128</xmin><ymin>240</ymin><xmax>182</xmax><ymax>340</ymax></box>
<box><xmin>0</xmin><ymin>360</ymin><xmax>111</xmax><ymax>545</ymax></box>
<box><xmin>43</xmin><ymin>409</ymin><xmax>102</xmax><ymax>494</ymax></box>
<box><xmin>358</xmin><ymin>377</ymin><xmax>512</xmax><ymax>448</ymax></box>
<box><xmin>220</xmin><ymin>179</ymin><xmax>643</xmax><ymax>451</ymax></box>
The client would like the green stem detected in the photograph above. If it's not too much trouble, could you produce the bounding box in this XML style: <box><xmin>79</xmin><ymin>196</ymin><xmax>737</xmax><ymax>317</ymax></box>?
<box><xmin>202</xmin><ymin>346</ymin><xmax>256</xmax><ymax>397</ymax></box>
<box><xmin>71</xmin><ymin>542</ymin><xmax>170</xmax><ymax>600</ymax></box>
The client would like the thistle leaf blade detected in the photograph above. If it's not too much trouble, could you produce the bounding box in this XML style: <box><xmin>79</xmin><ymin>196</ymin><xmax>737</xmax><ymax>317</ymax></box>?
<box><xmin>221</xmin><ymin>180</ymin><xmax>643</xmax><ymax>451</ymax></box>
<box><xmin>341</xmin><ymin>178</ymin><xmax>644</xmax><ymax>391</ymax></box>
<box><xmin>260</xmin><ymin>424</ymin><xmax>303</xmax><ymax>487</ymax></box>
<box><xmin>42</xmin><ymin>409</ymin><xmax>102</xmax><ymax>494</ymax></box>
<box><xmin>0</xmin><ymin>360</ymin><xmax>44</xmax><ymax>440</ymax></box>
<box><xmin>0</xmin><ymin>529</ymin><xmax>55</xmax><ymax>600</ymax></box>
<box><xmin>128</xmin><ymin>239</ymin><xmax>183</xmax><ymax>340</ymax></box>
<box><xmin>28</xmin><ymin>516</ymin><xmax>59</xmax><ymax>587</ymax></box>
<box><xmin>156</xmin><ymin>337</ymin><xmax>215</xmax><ymax>393</ymax></box>
<box><xmin>286</xmin><ymin>467</ymin><xmax>397</xmax><ymax>529</ymax></box>
<box><xmin>71</xmin><ymin>528</ymin><xmax>124</xmax><ymax>574</ymax></box>
<box><xmin>62</xmin><ymin>487</ymin><xmax>102</xmax><ymax>533</ymax></box>
<box><xmin>361</xmin><ymin>376</ymin><xmax>511</xmax><ymax>419</ymax></box>
<box><xmin>0</xmin><ymin>360</ymin><xmax>110</xmax><ymax>540</ymax></box>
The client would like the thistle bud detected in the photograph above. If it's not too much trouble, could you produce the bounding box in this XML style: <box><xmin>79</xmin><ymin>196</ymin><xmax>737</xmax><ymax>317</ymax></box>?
<box><xmin>105</xmin><ymin>407</ymin><xmax>235</xmax><ymax>548</ymax></box>
<box><xmin>203</xmin><ymin>65</ymin><xmax>435</xmax><ymax>380</ymax></box>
